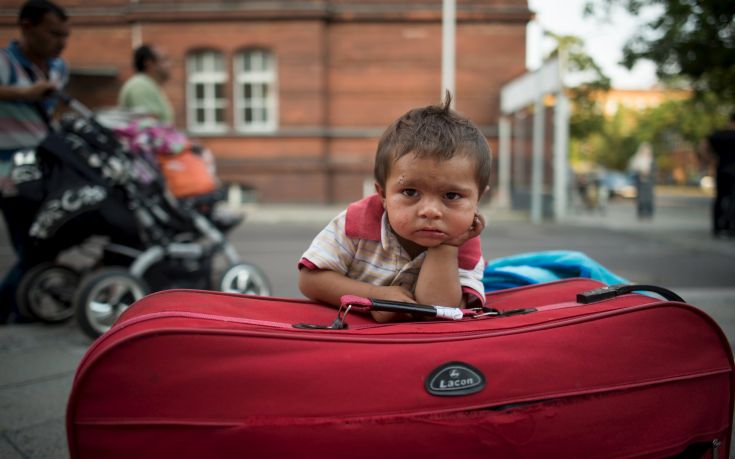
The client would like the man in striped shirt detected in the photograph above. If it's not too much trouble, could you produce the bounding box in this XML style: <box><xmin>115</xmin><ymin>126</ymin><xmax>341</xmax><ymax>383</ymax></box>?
<box><xmin>0</xmin><ymin>0</ymin><xmax>69</xmax><ymax>323</ymax></box>
<box><xmin>299</xmin><ymin>93</ymin><xmax>491</xmax><ymax>322</ymax></box>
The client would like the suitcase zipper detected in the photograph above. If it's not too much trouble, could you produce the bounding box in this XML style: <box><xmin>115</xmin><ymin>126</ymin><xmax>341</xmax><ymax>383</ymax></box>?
<box><xmin>294</xmin><ymin>303</ymin><xmax>538</xmax><ymax>329</ymax></box>
<box><xmin>97</xmin><ymin>295</ymin><xmax>699</xmax><ymax>343</ymax></box>
<box><xmin>471</xmin><ymin>307</ymin><xmax>536</xmax><ymax>318</ymax></box>
<box><xmin>117</xmin><ymin>301</ymin><xmax>685</xmax><ymax>336</ymax></box>
<box><xmin>712</xmin><ymin>438</ymin><xmax>721</xmax><ymax>458</ymax></box>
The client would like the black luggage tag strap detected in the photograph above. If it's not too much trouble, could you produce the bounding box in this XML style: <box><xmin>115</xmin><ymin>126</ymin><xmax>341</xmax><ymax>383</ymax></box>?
<box><xmin>340</xmin><ymin>295</ymin><xmax>468</xmax><ymax>320</ymax></box>
<box><xmin>577</xmin><ymin>284</ymin><xmax>685</xmax><ymax>304</ymax></box>
<box><xmin>293</xmin><ymin>304</ymin><xmax>352</xmax><ymax>330</ymax></box>
<box><xmin>471</xmin><ymin>307</ymin><xmax>536</xmax><ymax>318</ymax></box>
<box><xmin>337</xmin><ymin>296</ymin><xmax>536</xmax><ymax>319</ymax></box>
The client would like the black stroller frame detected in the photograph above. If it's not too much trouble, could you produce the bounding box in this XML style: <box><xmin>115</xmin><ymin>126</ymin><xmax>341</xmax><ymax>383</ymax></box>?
<box><xmin>14</xmin><ymin>96</ymin><xmax>271</xmax><ymax>338</ymax></box>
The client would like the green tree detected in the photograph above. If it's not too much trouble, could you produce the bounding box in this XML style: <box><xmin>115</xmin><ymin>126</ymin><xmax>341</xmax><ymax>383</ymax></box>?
<box><xmin>580</xmin><ymin>94</ymin><xmax>730</xmax><ymax>179</ymax></box>
<box><xmin>637</xmin><ymin>94</ymin><xmax>725</xmax><ymax>148</ymax></box>
<box><xmin>585</xmin><ymin>108</ymin><xmax>640</xmax><ymax>170</ymax></box>
<box><xmin>585</xmin><ymin>0</ymin><xmax>735</xmax><ymax>102</ymax></box>
<box><xmin>635</xmin><ymin>92</ymin><xmax>730</xmax><ymax>174</ymax></box>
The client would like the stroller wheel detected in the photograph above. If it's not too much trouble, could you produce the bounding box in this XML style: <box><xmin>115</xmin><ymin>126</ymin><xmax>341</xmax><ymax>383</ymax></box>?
<box><xmin>219</xmin><ymin>262</ymin><xmax>271</xmax><ymax>296</ymax></box>
<box><xmin>75</xmin><ymin>267</ymin><xmax>148</xmax><ymax>339</ymax></box>
<box><xmin>16</xmin><ymin>262</ymin><xmax>80</xmax><ymax>323</ymax></box>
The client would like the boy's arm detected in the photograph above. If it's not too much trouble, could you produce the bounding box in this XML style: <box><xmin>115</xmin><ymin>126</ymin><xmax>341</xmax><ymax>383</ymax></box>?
<box><xmin>298</xmin><ymin>269</ymin><xmax>415</xmax><ymax>322</ymax></box>
<box><xmin>414</xmin><ymin>245</ymin><xmax>463</xmax><ymax>307</ymax></box>
<box><xmin>414</xmin><ymin>213</ymin><xmax>486</xmax><ymax>307</ymax></box>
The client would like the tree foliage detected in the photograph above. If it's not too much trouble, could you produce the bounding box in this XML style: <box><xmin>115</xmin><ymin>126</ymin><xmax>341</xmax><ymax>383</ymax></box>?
<box><xmin>638</xmin><ymin>93</ymin><xmax>725</xmax><ymax>147</ymax></box>
<box><xmin>576</xmin><ymin>93</ymin><xmax>730</xmax><ymax>176</ymax></box>
<box><xmin>583</xmin><ymin>109</ymin><xmax>640</xmax><ymax>170</ymax></box>
<box><xmin>540</xmin><ymin>13</ymin><xmax>732</xmax><ymax>177</ymax></box>
<box><xmin>635</xmin><ymin>93</ymin><xmax>730</xmax><ymax>169</ymax></box>
<box><xmin>585</xmin><ymin>0</ymin><xmax>735</xmax><ymax>102</ymax></box>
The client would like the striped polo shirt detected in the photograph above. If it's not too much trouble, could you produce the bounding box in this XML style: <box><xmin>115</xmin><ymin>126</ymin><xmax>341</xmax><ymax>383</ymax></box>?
<box><xmin>299</xmin><ymin>193</ymin><xmax>486</xmax><ymax>305</ymax></box>
<box><xmin>0</xmin><ymin>40</ymin><xmax>67</xmax><ymax>161</ymax></box>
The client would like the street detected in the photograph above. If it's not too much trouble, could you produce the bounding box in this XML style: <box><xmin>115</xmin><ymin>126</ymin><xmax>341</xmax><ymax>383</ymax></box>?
<box><xmin>1</xmin><ymin>192</ymin><xmax>734</xmax><ymax>458</ymax></box>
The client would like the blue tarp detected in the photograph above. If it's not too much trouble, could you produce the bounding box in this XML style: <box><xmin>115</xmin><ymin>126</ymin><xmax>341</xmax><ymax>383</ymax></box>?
<box><xmin>483</xmin><ymin>250</ymin><xmax>629</xmax><ymax>292</ymax></box>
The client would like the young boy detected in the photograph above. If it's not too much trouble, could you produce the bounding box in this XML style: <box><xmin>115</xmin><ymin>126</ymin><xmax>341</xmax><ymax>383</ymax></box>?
<box><xmin>298</xmin><ymin>94</ymin><xmax>491</xmax><ymax>321</ymax></box>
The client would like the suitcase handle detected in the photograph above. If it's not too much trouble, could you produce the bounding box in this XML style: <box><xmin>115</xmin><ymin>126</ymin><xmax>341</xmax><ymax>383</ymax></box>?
<box><xmin>577</xmin><ymin>284</ymin><xmax>685</xmax><ymax>304</ymax></box>
<box><xmin>340</xmin><ymin>295</ymin><xmax>469</xmax><ymax>320</ymax></box>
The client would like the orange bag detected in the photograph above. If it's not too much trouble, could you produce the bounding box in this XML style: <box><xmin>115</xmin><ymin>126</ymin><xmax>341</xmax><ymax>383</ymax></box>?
<box><xmin>157</xmin><ymin>150</ymin><xmax>218</xmax><ymax>198</ymax></box>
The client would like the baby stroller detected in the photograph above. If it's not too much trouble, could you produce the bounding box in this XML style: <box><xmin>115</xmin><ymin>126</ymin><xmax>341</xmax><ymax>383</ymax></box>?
<box><xmin>12</xmin><ymin>96</ymin><xmax>271</xmax><ymax>338</ymax></box>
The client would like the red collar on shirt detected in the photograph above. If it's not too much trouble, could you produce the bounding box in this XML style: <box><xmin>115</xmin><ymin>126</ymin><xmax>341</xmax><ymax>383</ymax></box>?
<box><xmin>345</xmin><ymin>193</ymin><xmax>483</xmax><ymax>270</ymax></box>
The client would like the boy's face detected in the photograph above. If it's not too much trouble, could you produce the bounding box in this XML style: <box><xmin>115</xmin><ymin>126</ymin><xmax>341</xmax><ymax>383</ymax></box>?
<box><xmin>376</xmin><ymin>152</ymin><xmax>481</xmax><ymax>254</ymax></box>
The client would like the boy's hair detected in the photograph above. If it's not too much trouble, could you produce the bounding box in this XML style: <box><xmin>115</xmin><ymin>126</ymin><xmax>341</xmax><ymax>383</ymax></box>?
<box><xmin>133</xmin><ymin>44</ymin><xmax>156</xmax><ymax>73</ymax></box>
<box><xmin>18</xmin><ymin>0</ymin><xmax>67</xmax><ymax>25</ymax></box>
<box><xmin>374</xmin><ymin>92</ymin><xmax>492</xmax><ymax>194</ymax></box>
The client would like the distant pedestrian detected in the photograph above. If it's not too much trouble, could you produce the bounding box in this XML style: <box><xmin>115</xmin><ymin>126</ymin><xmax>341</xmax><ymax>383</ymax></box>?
<box><xmin>708</xmin><ymin>111</ymin><xmax>735</xmax><ymax>237</ymax></box>
<box><xmin>118</xmin><ymin>44</ymin><xmax>174</xmax><ymax>124</ymax></box>
<box><xmin>629</xmin><ymin>142</ymin><xmax>656</xmax><ymax>219</ymax></box>
<box><xmin>577</xmin><ymin>170</ymin><xmax>606</xmax><ymax>213</ymax></box>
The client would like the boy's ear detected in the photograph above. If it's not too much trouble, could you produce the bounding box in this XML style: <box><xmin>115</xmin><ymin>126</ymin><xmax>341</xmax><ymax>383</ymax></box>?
<box><xmin>374</xmin><ymin>182</ymin><xmax>384</xmax><ymax>197</ymax></box>
<box><xmin>374</xmin><ymin>182</ymin><xmax>386</xmax><ymax>206</ymax></box>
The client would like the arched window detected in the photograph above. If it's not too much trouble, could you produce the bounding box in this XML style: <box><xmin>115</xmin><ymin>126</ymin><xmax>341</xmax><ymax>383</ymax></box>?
<box><xmin>234</xmin><ymin>49</ymin><xmax>277</xmax><ymax>132</ymax></box>
<box><xmin>187</xmin><ymin>50</ymin><xmax>228</xmax><ymax>133</ymax></box>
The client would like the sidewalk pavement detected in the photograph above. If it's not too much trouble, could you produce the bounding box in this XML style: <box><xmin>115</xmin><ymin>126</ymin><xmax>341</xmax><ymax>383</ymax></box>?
<box><xmin>240</xmin><ymin>192</ymin><xmax>734</xmax><ymax>258</ymax></box>
<box><xmin>564</xmin><ymin>196</ymin><xmax>735</xmax><ymax>258</ymax></box>
<box><xmin>1</xmin><ymin>190</ymin><xmax>734</xmax><ymax>458</ymax></box>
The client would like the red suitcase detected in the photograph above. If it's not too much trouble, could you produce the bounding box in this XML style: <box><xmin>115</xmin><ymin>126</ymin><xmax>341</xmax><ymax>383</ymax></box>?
<box><xmin>66</xmin><ymin>278</ymin><xmax>733</xmax><ymax>458</ymax></box>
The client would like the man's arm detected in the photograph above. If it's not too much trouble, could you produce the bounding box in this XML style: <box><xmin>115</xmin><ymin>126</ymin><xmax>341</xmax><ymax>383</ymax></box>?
<box><xmin>0</xmin><ymin>80</ymin><xmax>57</xmax><ymax>102</ymax></box>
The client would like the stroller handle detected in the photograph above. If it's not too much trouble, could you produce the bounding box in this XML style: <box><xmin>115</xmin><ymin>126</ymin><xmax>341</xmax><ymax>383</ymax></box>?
<box><xmin>58</xmin><ymin>92</ymin><xmax>95</xmax><ymax>120</ymax></box>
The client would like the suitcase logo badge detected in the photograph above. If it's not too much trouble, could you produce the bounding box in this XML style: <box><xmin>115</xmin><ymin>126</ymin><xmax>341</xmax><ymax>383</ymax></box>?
<box><xmin>425</xmin><ymin>362</ymin><xmax>485</xmax><ymax>396</ymax></box>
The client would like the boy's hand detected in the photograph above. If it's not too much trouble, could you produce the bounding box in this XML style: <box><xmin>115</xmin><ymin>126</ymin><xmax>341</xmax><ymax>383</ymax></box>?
<box><xmin>443</xmin><ymin>212</ymin><xmax>486</xmax><ymax>247</ymax></box>
<box><xmin>368</xmin><ymin>285</ymin><xmax>415</xmax><ymax>303</ymax></box>
<box><xmin>367</xmin><ymin>285</ymin><xmax>416</xmax><ymax>323</ymax></box>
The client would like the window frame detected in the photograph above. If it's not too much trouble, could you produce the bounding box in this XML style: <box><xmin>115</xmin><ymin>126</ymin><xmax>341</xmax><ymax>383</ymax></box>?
<box><xmin>186</xmin><ymin>50</ymin><xmax>229</xmax><ymax>134</ymax></box>
<box><xmin>233</xmin><ymin>48</ymin><xmax>278</xmax><ymax>133</ymax></box>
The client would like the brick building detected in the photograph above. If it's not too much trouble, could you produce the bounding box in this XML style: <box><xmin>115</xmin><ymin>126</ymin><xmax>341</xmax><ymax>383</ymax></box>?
<box><xmin>0</xmin><ymin>0</ymin><xmax>532</xmax><ymax>203</ymax></box>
